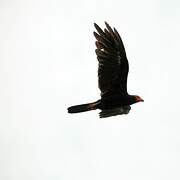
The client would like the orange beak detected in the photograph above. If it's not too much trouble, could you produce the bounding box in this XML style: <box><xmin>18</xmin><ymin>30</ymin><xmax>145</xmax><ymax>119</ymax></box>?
<box><xmin>136</xmin><ymin>96</ymin><xmax>144</xmax><ymax>102</ymax></box>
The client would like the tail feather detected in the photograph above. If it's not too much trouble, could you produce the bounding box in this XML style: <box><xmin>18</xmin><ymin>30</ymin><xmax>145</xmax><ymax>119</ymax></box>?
<box><xmin>67</xmin><ymin>102</ymin><xmax>98</xmax><ymax>114</ymax></box>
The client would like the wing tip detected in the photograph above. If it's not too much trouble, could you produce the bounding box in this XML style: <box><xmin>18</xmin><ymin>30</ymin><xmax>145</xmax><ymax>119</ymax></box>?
<box><xmin>104</xmin><ymin>21</ymin><xmax>108</xmax><ymax>25</ymax></box>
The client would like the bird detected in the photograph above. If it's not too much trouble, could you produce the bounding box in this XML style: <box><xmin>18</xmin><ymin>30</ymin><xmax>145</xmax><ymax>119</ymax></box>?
<box><xmin>67</xmin><ymin>22</ymin><xmax>144</xmax><ymax>118</ymax></box>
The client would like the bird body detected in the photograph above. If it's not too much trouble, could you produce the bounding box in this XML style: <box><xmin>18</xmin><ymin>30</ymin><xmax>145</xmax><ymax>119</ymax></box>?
<box><xmin>67</xmin><ymin>22</ymin><xmax>143</xmax><ymax>118</ymax></box>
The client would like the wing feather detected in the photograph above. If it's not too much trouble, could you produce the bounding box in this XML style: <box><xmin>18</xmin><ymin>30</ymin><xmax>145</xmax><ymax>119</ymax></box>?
<box><xmin>94</xmin><ymin>22</ymin><xmax>129</xmax><ymax>98</ymax></box>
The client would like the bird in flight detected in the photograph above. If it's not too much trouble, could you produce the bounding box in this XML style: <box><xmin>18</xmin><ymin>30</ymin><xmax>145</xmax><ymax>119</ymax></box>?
<box><xmin>67</xmin><ymin>22</ymin><xmax>144</xmax><ymax>118</ymax></box>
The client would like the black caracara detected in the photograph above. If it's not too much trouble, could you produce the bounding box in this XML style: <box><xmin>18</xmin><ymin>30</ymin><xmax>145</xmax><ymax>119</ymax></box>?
<box><xmin>67</xmin><ymin>22</ymin><xmax>144</xmax><ymax>118</ymax></box>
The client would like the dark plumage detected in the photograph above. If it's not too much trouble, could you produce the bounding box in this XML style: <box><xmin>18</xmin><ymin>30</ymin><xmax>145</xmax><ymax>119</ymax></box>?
<box><xmin>67</xmin><ymin>22</ymin><xmax>144</xmax><ymax>118</ymax></box>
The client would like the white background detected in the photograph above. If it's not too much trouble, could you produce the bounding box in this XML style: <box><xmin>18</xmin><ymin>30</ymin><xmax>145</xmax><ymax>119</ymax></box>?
<box><xmin>0</xmin><ymin>0</ymin><xmax>180</xmax><ymax>179</ymax></box>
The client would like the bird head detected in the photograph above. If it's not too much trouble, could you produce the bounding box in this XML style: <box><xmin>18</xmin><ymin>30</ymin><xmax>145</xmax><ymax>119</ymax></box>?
<box><xmin>135</xmin><ymin>95</ymin><xmax>144</xmax><ymax>103</ymax></box>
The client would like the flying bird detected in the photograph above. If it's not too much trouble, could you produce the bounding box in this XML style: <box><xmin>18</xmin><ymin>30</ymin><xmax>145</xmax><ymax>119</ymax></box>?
<box><xmin>67</xmin><ymin>22</ymin><xmax>144</xmax><ymax>118</ymax></box>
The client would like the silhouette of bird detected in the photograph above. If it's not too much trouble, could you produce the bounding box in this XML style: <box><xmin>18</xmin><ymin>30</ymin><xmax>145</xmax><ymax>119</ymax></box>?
<box><xmin>67</xmin><ymin>22</ymin><xmax>144</xmax><ymax>118</ymax></box>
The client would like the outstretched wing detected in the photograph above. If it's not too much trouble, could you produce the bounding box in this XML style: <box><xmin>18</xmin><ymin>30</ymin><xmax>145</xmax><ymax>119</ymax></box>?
<box><xmin>94</xmin><ymin>22</ymin><xmax>129</xmax><ymax>98</ymax></box>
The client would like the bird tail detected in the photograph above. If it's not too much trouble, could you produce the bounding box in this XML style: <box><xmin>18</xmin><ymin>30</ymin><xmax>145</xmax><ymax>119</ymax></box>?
<box><xmin>67</xmin><ymin>101</ymin><xmax>98</xmax><ymax>114</ymax></box>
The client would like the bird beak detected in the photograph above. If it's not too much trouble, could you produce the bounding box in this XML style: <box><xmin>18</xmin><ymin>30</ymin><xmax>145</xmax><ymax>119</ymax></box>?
<box><xmin>136</xmin><ymin>96</ymin><xmax>144</xmax><ymax>102</ymax></box>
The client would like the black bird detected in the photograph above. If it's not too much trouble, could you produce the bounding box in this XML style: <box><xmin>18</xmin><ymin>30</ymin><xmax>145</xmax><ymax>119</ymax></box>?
<box><xmin>67</xmin><ymin>22</ymin><xmax>144</xmax><ymax>118</ymax></box>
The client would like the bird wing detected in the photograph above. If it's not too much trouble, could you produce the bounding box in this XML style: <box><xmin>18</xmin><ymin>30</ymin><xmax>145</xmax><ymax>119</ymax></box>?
<box><xmin>94</xmin><ymin>22</ymin><xmax>129</xmax><ymax>98</ymax></box>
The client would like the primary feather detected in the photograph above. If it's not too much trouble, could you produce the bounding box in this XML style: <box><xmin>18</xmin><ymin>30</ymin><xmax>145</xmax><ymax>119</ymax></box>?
<box><xmin>94</xmin><ymin>22</ymin><xmax>129</xmax><ymax>98</ymax></box>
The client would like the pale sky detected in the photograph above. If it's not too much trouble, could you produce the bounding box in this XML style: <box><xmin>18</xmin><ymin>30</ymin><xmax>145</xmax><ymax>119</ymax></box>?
<box><xmin>0</xmin><ymin>0</ymin><xmax>180</xmax><ymax>180</ymax></box>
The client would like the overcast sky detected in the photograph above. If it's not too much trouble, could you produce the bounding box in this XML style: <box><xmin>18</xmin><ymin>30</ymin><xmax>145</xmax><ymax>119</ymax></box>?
<box><xmin>0</xmin><ymin>0</ymin><xmax>180</xmax><ymax>180</ymax></box>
